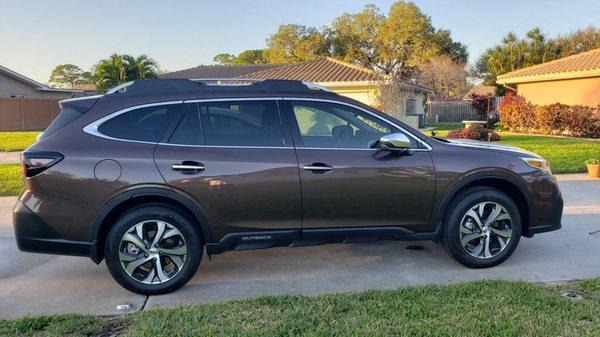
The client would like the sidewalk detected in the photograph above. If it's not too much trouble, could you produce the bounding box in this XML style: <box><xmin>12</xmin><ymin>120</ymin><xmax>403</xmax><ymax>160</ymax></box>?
<box><xmin>0</xmin><ymin>151</ymin><xmax>19</xmax><ymax>164</ymax></box>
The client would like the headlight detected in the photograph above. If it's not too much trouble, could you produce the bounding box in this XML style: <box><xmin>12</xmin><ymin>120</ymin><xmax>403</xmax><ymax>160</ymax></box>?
<box><xmin>521</xmin><ymin>157</ymin><xmax>552</xmax><ymax>174</ymax></box>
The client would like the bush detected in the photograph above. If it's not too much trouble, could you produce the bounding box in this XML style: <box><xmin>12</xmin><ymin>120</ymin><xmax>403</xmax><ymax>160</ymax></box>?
<box><xmin>498</xmin><ymin>92</ymin><xmax>536</xmax><ymax>132</ymax></box>
<box><xmin>447</xmin><ymin>125</ymin><xmax>500</xmax><ymax>141</ymax></box>
<box><xmin>469</xmin><ymin>92</ymin><xmax>495</xmax><ymax>118</ymax></box>
<box><xmin>469</xmin><ymin>92</ymin><xmax>500</xmax><ymax>129</ymax></box>
<box><xmin>499</xmin><ymin>93</ymin><xmax>600</xmax><ymax>138</ymax></box>
<box><xmin>586</xmin><ymin>159</ymin><xmax>600</xmax><ymax>165</ymax></box>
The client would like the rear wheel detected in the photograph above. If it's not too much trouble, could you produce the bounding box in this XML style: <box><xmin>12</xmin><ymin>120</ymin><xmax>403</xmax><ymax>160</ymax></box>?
<box><xmin>105</xmin><ymin>204</ymin><xmax>202</xmax><ymax>294</ymax></box>
<box><xmin>441</xmin><ymin>187</ymin><xmax>521</xmax><ymax>268</ymax></box>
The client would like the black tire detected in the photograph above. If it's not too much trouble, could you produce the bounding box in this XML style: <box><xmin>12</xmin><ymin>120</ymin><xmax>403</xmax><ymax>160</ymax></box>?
<box><xmin>440</xmin><ymin>187</ymin><xmax>521</xmax><ymax>268</ymax></box>
<box><xmin>105</xmin><ymin>204</ymin><xmax>203</xmax><ymax>295</ymax></box>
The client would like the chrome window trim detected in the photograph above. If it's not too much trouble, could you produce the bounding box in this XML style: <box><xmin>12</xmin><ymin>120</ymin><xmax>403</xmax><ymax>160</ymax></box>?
<box><xmin>82</xmin><ymin>100</ymin><xmax>184</xmax><ymax>145</ymax></box>
<box><xmin>156</xmin><ymin>143</ymin><xmax>427</xmax><ymax>152</ymax></box>
<box><xmin>282</xmin><ymin>97</ymin><xmax>432</xmax><ymax>151</ymax></box>
<box><xmin>157</xmin><ymin>143</ymin><xmax>292</xmax><ymax>150</ymax></box>
<box><xmin>83</xmin><ymin>96</ymin><xmax>432</xmax><ymax>151</ymax></box>
<box><xmin>296</xmin><ymin>147</ymin><xmax>430</xmax><ymax>152</ymax></box>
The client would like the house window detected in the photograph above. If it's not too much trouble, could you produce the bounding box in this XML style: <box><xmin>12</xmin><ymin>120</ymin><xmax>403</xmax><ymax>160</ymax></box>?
<box><xmin>10</xmin><ymin>94</ymin><xmax>26</xmax><ymax>98</ymax></box>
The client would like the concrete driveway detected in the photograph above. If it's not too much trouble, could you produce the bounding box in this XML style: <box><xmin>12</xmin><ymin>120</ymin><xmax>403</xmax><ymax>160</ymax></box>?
<box><xmin>1</xmin><ymin>174</ymin><xmax>599</xmax><ymax>319</ymax></box>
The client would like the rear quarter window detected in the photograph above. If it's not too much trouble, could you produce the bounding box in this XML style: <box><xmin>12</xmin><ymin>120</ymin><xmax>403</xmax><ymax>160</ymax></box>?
<box><xmin>98</xmin><ymin>104</ymin><xmax>180</xmax><ymax>142</ymax></box>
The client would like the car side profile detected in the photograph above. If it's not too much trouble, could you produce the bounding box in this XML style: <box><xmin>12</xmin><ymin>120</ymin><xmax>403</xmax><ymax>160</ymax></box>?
<box><xmin>14</xmin><ymin>79</ymin><xmax>563</xmax><ymax>294</ymax></box>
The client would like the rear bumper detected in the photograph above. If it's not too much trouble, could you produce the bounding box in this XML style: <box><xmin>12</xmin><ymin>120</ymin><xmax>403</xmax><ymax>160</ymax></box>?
<box><xmin>524</xmin><ymin>190</ymin><xmax>563</xmax><ymax>237</ymax></box>
<box><xmin>13</xmin><ymin>200</ymin><xmax>97</xmax><ymax>260</ymax></box>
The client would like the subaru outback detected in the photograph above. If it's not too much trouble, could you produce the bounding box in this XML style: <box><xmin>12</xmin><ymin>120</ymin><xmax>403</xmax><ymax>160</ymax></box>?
<box><xmin>14</xmin><ymin>79</ymin><xmax>563</xmax><ymax>294</ymax></box>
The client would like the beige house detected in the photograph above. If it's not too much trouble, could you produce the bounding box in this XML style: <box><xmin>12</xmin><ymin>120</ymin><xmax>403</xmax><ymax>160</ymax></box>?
<box><xmin>497</xmin><ymin>47</ymin><xmax>600</xmax><ymax>107</ymax></box>
<box><xmin>0</xmin><ymin>65</ymin><xmax>84</xmax><ymax>99</ymax></box>
<box><xmin>162</xmin><ymin>58</ymin><xmax>432</xmax><ymax>128</ymax></box>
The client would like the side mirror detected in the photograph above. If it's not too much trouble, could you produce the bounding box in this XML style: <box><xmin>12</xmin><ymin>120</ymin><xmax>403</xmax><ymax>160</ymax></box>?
<box><xmin>378</xmin><ymin>133</ymin><xmax>411</xmax><ymax>152</ymax></box>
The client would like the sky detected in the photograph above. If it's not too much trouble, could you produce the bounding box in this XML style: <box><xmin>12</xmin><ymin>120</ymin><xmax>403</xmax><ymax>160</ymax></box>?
<box><xmin>1</xmin><ymin>0</ymin><xmax>599</xmax><ymax>83</ymax></box>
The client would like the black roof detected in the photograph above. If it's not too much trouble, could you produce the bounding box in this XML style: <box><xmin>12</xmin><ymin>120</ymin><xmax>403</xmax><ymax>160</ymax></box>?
<box><xmin>108</xmin><ymin>79</ymin><xmax>338</xmax><ymax>96</ymax></box>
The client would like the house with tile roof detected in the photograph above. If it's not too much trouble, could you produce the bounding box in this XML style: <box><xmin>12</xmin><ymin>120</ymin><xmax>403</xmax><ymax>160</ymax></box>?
<box><xmin>496</xmin><ymin>47</ymin><xmax>600</xmax><ymax>107</ymax></box>
<box><xmin>463</xmin><ymin>85</ymin><xmax>496</xmax><ymax>100</ymax></box>
<box><xmin>0</xmin><ymin>64</ymin><xmax>84</xmax><ymax>99</ymax></box>
<box><xmin>162</xmin><ymin>57</ymin><xmax>433</xmax><ymax>128</ymax></box>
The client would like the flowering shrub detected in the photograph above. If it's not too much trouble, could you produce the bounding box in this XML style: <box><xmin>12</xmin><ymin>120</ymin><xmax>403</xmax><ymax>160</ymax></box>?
<box><xmin>498</xmin><ymin>92</ymin><xmax>536</xmax><ymax>132</ymax></box>
<box><xmin>447</xmin><ymin>125</ymin><xmax>501</xmax><ymax>141</ymax></box>
<box><xmin>499</xmin><ymin>93</ymin><xmax>600</xmax><ymax>138</ymax></box>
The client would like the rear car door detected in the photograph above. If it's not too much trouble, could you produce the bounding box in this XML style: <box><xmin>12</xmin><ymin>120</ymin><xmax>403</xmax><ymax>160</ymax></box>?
<box><xmin>284</xmin><ymin>99</ymin><xmax>436</xmax><ymax>233</ymax></box>
<box><xmin>154</xmin><ymin>99</ymin><xmax>301</xmax><ymax>242</ymax></box>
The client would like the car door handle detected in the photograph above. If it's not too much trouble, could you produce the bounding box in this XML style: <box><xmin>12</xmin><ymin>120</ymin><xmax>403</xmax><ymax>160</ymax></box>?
<box><xmin>172</xmin><ymin>162</ymin><xmax>205</xmax><ymax>173</ymax></box>
<box><xmin>302</xmin><ymin>163</ymin><xmax>333</xmax><ymax>173</ymax></box>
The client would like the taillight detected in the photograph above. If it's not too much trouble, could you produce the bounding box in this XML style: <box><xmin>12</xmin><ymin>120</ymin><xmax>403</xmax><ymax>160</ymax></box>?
<box><xmin>21</xmin><ymin>151</ymin><xmax>64</xmax><ymax>177</ymax></box>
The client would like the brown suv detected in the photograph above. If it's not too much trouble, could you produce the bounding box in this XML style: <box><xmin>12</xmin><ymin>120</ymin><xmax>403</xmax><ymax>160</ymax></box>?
<box><xmin>14</xmin><ymin>79</ymin><xmax>563</xmax><ymax>294</ymax></box>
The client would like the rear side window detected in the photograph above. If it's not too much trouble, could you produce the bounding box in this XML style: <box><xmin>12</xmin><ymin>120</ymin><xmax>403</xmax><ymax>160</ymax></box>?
<box><xmin>200</xmin><ymin>100</ymin><xmax>284</xmax><ymax>146</ymax></box>
<box><xmin>98</xmin><ymin>104</ymin><xmax>180</xmax><ymax>142</ymax></box>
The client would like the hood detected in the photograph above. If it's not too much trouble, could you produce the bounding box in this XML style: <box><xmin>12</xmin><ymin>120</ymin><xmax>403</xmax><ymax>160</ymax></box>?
<box><xmin>440</xmin><ymin>138</ymin><xmax>540</xmax><ymax>158</ymax></box>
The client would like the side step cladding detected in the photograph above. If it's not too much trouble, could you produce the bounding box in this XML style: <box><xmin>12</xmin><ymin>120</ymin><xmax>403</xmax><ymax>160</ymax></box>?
<box><xmin>206</xmin><ymin>227</ymin><xmax>434</xmax><ymax>255</ymax></box>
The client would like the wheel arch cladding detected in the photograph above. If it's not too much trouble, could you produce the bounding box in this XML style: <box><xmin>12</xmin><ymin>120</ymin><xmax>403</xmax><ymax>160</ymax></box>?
<box><xmin>89</xmin><ymin>187</ymin><xmax>213</xmax><ymax>263</ymax></box>
<box><xmin>433</xmin><ymin>172</ymin><xmax>531</xmax><ymax>240</ymax></box>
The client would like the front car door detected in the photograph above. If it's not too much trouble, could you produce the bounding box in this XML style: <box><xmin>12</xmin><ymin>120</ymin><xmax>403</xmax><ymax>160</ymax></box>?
<box><xmin>284</xmin><ymin>98</ymin><xmax>436</xmax><ymax>234</ymax></box>
<box><xmin>154</xmin><ymin>99</ymin><xmax>301</xmax><ymax>244</ymax></box>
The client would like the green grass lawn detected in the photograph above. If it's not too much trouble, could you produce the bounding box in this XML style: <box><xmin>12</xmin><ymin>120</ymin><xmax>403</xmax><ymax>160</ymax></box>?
<box><xmin>426</xmin><ymin>122</ymin><xmax>463</xmax><ymax>131</ymax></box>
<box><xmin>0</xmin><ymin>164</ymin><xmax>22</xmax><ymax>196</ymax></box>
<box><xmin>498</xmin><ymin>133</ymin><xmax>600</xmax><ymax>174</ymax></box>
<box><xmin>1</xmin><ymin>279</ymin><xmax>598</xmax><ymax>337</ymax></box>
<box><xmin>0</xmin><ymin>132</ymin><xmax>40</xmax><ymax>152</ymax></box>
<box><xmin>426</xmin><ymin>124</ymin><xmax>600</xmax><ymax>174</ymax></box>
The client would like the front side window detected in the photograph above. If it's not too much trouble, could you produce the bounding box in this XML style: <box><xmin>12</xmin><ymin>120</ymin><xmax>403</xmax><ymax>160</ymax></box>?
<box><xmin>290</xmin><ymin>101</ymin><xmax>416</xmax><ymax>149</ymax></box>
<box><xmin>98</xmin><ymin>104</ymin><xmax>180</xmax><ymax>142</ymax></box>
<box><xmin>200</xmin><ymin>100</ymin><xmax>284</xmax><ymax>146</ymax></box>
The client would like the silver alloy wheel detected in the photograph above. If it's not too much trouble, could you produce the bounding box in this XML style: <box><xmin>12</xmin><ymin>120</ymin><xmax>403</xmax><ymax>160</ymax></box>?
<box><xmin>459</xmin><ymin>202</ymin><xmax>513</xmax><ymax>259</ymax></box>
<box><xmin>118</xmin><ymin>220</ymin><xmax>188</xmax><ymax>284</ymax></box>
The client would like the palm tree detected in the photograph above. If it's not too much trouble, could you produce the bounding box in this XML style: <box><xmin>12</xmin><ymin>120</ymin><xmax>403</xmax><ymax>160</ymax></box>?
<box><xmin>94</xmin><ymin>54</ymin><xmax>159</xmax><ymax>93</ymax></box>
<box><xmin>122</xmin><ymin>54</ymin><xmax>159</xmax><ymax>81</ymax></box>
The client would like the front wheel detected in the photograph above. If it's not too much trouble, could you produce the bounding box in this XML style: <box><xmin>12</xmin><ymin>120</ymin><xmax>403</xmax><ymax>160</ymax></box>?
<box><xmin>441</xmin><ymin>187</ymin><xmax>521</xmax><ymax>268</ymax></box>
<box><xmin>105</xmin><ymin>204</ymin><xmax>202</xmax><ymax>294</ymax></box>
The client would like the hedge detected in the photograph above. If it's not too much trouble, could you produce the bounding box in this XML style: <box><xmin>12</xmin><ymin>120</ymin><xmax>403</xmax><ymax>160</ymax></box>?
<box><xmin>499</xmin><ymin>92</ymin><xmax>600</xmax><ymax>138</ymax></box>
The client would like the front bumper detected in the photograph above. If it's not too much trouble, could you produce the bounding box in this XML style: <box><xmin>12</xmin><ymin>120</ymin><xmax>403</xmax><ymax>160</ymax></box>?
<box><xmin>524</xmin><ymin>190</ymin><xmax>563</xmax><ymax>237</ymax></box>
<box><xmin>13</xmin><ymin>200</ymin><xmax>97</xmax><ymax>259</ymax></box>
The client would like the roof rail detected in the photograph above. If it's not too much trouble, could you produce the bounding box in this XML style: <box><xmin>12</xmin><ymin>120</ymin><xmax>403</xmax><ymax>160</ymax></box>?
<box><xmin>104</xmin><ymin>78</ymin><xmax>336</xmax><ymax>95</ymax></box>
<box><xmin>190</xmin><ymin>78</ymin><xmax>265</xmax><ymax>85</ymax></box>
<box><xmin>302</xmin><ymin>81</ymin><xmax>333</xmax><ymax>92</ymax></box>
<box><xmin>191</xmin><ymin>78</ymin><xmax>332</xmax><ymax>92</ymax></box>
<box><xmin>106</xmin><ymin>81</ymin><xmax>135</xmax><ymax>94</ymax></box>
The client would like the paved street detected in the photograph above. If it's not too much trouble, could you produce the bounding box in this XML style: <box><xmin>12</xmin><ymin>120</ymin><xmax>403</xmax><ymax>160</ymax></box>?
<box><xmin>0</xmin><ymin>174</ymin><xmax>599</xmax><ymax>319</ymax></box>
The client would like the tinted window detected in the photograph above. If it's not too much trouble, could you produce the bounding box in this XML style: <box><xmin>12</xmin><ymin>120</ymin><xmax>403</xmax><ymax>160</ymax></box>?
<box><xmin>200</xmin><ymin>100</ymin><xmax>283</xmax><ymax>146</ymax></box>
<box><xmin>98</xmin><ymin>104</ymin><xmax>179</xmax><ymax>142</ymax></box>
<box><xmin>291</xmin><ymin>101</ymin><xmax>417</xmax><ymax>149</ymax></box>
<box><xmin>169</xmin><ymin>104</ymin><xmax>203</xmax><ymax>145</ymax></box>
